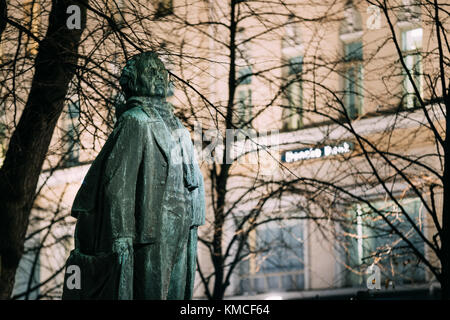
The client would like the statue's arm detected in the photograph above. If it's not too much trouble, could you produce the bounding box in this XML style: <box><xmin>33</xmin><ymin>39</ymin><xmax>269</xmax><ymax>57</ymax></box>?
<box><xmin>103</xmin><ymin>113</ymin><xmax>147</xmax><ymax>238</ymax></box>
<box><xmin>101</xmin><ymin>112</ymin><xmax>148</xmax><ymax>299</ymax></box>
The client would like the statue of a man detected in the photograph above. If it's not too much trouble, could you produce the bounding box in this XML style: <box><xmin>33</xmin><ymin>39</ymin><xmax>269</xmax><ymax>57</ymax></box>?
<box><xmin>62</xmin><ymin>52</ymin><xmax>205</xmax><ymax>300</ymax></box>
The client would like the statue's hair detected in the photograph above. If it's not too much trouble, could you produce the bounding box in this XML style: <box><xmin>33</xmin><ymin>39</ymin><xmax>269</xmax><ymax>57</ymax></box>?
<box><xmin>119</xmin><ymin>51</ymin><xmax>169</xmax><ymax>98</ymax></box>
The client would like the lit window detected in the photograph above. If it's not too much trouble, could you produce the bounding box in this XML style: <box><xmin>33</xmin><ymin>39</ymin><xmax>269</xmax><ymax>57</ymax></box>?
<box><xmin>341</xmin><ymin>198</ymin><xmax>426</xmax><ymax>287</ymax></box>
<box><xmin>402</xmin><ymin>28</ymin><xmax>423</xmax><ymax>51</ymax></box>
<box><xmin>239</xmin><ymin>221</ymin><xmax>305</xmax><ymax>295</ymax></box>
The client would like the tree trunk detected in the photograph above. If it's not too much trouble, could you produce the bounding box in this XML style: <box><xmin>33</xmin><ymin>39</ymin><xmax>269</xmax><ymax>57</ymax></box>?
<box><xmin>0</xmin><ymin>0</ymin><xmax>6</xmax><ymax>40</ymax></box>
<box><xmin>0</xmin><ymin>0</ymin><xmax>87</xmax><ymax>299</ymax></box>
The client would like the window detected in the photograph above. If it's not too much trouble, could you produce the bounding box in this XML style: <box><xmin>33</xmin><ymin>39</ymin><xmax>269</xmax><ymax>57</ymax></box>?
<box><xmin>238</xmin><ymin>66</ymin><xmax>252</xmax><ymax>85</ymax></box>
<box><xmin>288</xmin><ymin>56</ymin><xmax>303</xmax><ymax>75</ymax></box>
<box><xmin>345</xmin><ymin>42</ymin><xmax>363</xmax><ymax>61</ymax></box>
<box><xmin>62</xmin><ymin>101</ymin><xmax>80</xmax><ymax>167</ymax></box>
<box><xmin>343</xmin><ymin>41</ymin><xmax>363</xmax><ymax>119</ymax></box>
<box><xmin>239</xmin><ymin>221</ymin><xmax>305</xmax><ymax>295</ymax></box>
<box><xmin>235</xmin><ymin>64</ymin><xmax>252</xmax><ymax>128</ymax></box>
<box><xmin>402</xmin><ymin>28</ymin><xmax>422</xmax><ymax>108</ymax></box>
<box><xmin>281</xmin><ymin>18</ymin><xmax>303</xmax><ymax>131</ymax></box>
<box><xmin>342</xmin><ymin>198</ymin><xmax>426</xmax><ymax>287</ymax></box>
<box><xmin>236</xmin><ymin>88</ymin><xmax>252</xmax><ymax>127</ymax></box>
<box><xmin>283</xmin><ymin>56</ymin><xmax>303</xmax><ymax>131</ymax></box>
<box><xmin>154</xmin><ymin>0</ymin><xmax>173</xmax><ymax>19</ymax></box>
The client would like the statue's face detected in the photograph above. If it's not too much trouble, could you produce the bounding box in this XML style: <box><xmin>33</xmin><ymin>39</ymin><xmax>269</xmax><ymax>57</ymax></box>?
<box><xmin>120</xmin><ymin>52</ymin><xmax>169</xmax><ymax>99</ymax></box>
<box><xmin>146</xmin><ymin>65</ymin><xmax>167</xmax><ymax>97</ymax></box>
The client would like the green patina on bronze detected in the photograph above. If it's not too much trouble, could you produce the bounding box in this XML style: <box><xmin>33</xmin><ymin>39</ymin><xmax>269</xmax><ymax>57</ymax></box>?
<box><xmin>62</xmin><ymin>52</ymin><xmax>205</xmax><ymax>300</ymax></box>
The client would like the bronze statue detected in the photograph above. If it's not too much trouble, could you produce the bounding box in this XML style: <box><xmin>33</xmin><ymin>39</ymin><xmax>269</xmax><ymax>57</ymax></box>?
<box><xmin>62</xmin><ymin>52</ymin><xmax>205</xmax><ymax>300</ymax></box>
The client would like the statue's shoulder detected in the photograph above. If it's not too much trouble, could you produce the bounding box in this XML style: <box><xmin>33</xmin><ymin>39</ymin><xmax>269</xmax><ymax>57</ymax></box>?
<box><xmin>119</xmin><ymin>106</ymin><xmax>159</xmax><ymax>125</ymax></box>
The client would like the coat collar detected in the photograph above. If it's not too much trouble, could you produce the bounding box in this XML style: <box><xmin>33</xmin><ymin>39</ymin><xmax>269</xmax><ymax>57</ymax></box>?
<box><xmin>124</xmin><ymin>96</ymin><xmax>173</xmax><ymax>162</ymax></box>
<box><xmin>123</xmin><ymin>96</ymin><xmax>199</xmax><ymax>191</ymax></box>
<box><xmin>71</xmin><ymin>96</ymin><xmax>199</xmax><ymax>218</ymax></box>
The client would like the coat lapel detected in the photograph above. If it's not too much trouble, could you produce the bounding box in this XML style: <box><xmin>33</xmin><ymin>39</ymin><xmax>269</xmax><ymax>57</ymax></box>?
<box><xmin>139</xmin><ymin>105</ymin><xmax>173</xmax><ymax>162</ymax></box>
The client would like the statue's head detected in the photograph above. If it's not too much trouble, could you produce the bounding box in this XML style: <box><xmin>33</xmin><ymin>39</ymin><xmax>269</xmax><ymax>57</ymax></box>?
<box><xmin>119</xmin><ymin>51</ymin><xmax>169</xmax><ymax>99</ymax></box>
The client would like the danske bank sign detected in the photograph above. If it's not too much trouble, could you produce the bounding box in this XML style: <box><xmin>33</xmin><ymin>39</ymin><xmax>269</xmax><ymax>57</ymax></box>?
<box><xmin>281</xmin><ymin>141</ymin><xmax>353</xmax><ymax>163</ymax></box>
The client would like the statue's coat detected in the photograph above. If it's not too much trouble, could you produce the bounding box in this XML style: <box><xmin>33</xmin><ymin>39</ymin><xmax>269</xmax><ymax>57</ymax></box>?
<box><xmin>62</xmin><ymin>96</ymin><xmax>205</xmax><ymax>300</ymax></box>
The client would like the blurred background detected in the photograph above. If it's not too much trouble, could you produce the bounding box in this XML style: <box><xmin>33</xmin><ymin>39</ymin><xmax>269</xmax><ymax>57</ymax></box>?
<box><xmin>0</xmin><ymin>0</ymin><xmax>448</xmax><ymax>300</ymax></box>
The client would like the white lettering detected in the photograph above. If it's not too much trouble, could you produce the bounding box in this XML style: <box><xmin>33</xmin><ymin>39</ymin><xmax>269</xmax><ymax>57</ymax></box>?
<box><xmin>66</xmin><ymin>5</ymin><xmax>81</xmax><ymax>30</ymax></box>
<box><xmin>284</xmin><ymin>142</ymin><xmax>352</xmax><ymax>163</ymax></box>
<box><xmin>65</xmin><ymin>265</ymin><xmax>81</xmax><ymax>289</ymax></box>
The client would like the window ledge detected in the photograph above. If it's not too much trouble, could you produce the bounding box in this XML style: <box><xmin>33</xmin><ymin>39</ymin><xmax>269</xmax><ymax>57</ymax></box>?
<box><xmin>340</xmin><ymin>31</ymin><xmax>363</xmax><ymax>44</ymax></box>
<box><xmin>282</xmin><ymin>45</ymin><xmax>304</xmax><ymax>58</ymax></box>
<box><xmin>397</xmin><ymin>21</ymin><xmax>421</xmax><ymax>31</ymax></box>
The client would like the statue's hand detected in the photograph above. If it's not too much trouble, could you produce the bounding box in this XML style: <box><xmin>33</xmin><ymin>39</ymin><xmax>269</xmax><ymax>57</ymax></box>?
<box><xmin>112</xmin><ymin>238</ymin><xmax>133</xmax><ymax>265</ymax></box>
<box><xmin>111</xmin><ymin>237</ymin><xmax>134</xmax><ymax>299</ymax></box>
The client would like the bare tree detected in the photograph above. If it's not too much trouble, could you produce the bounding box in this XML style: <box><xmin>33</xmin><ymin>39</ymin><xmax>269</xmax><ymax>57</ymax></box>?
<box><xmin>0</xmin><ymin>0</ymin><xmax>87</xmax><ymax>299</ymax></box>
